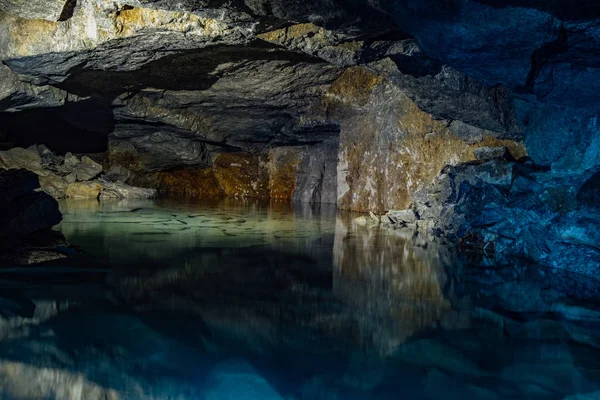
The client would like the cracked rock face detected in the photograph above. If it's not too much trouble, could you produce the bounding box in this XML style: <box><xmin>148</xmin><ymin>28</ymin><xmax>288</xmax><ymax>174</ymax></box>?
<box><xmin>1</xmin><ymin>0</ymin><xmax>599</xmax><ymax>266</ymax></box>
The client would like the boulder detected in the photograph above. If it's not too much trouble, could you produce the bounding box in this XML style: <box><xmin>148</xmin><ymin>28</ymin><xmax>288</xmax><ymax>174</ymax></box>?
<box><xmin>98</xmin><ymin>180</ymin><xmax>157</xmax><ymax>200</ymax></box>
<box><xmin>473</xmin><ymin>146</ymin><xmax>514</xmax><ymax>162</ymax></box>
<box><xmin>0</xmin><ymin>192</ymin><xmax>62</xmax><ymax>236</ymax></box>
<box><xmin>385</xmin><ymin>209</ymin><xmax>417</xmax><ymax>225</ymax></box>
<box><xmin>75</xmin><ymin>156</ymin><xmax>103</xmax><ymax>181</ymax></box>
<box><xmin>0</xmin><ymin>147</ymin><xmax>43</xmax><ymax>174</ymax></box>
<box><xmin>58</xmin><ymin>152</ymin><xmax>80</xmax><ymax>174</ymax></box>
<box><xmin>38</xmin><ymin>172</ymin><xmax>70</xmax><ymax>199</ymax></box>
<box><xmin>65</xmin><ymin>181</ymin><xmax>104</xmax><ymax>199</ymax></box>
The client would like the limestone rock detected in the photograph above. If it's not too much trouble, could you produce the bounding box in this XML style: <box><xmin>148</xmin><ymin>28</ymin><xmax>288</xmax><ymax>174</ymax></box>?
<box><xmin>0</xmin><ymin>147</ymin><xmax>43</xmax><ymax>174</ymax></box>
<box><xmin>0</xmin><ymin>0</ymin><xmax>69</xmax><ymax>22</ymax></box>
<box><xmin>385</xmin><ymin>209</ymin><xmax>417</xmax><ymax>225</ymax></box>
<box><xmin>0</xmin><ymin>63</ymin><xmax>69</xmax><ymax>112</ymax></box>
<box><xmin>65</xmin><ymin>181</ymin><xmax>104</xmax><ymax>199</ymax></box>
<box><xmin>75</xmin><ymin>156</ymin><xmax>103</xmax><ymax>181</ymax></box>
<box><xmin>213</xmin><ymin>153</ymin><xmax>270</xmax><ymax>199</ymax></box>
<box><xmin>473</xmin><ymin>147</ymin><xmax>514</xmax><ymax>162</ymax></box>
<box><xmin>38</xmin><ymin>172</ymin><xmax>70</xmax><ymax>199</ymax></box>
<box><xmin>330</xmin><ymin>67</ymin><xmax>525</xmax><ymax>214</ymax></box>
<box><xmin>97</xmin><ymin>179</ymin><xmax>157</xmax><ymax>200</ymax></box>
<box><xmin>131</xmin><ymin>168</ymin><xmax>225</xmax><ymax>198</ymax></box>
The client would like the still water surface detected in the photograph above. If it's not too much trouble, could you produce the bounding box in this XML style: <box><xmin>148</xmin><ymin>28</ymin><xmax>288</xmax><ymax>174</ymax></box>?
<box><xmin>1</xmin><ymin>199</ymin><xmax>600</xmax><ymax>399</ymax></box>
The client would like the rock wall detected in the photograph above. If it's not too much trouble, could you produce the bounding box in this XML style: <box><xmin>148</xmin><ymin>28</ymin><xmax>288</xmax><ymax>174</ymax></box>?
<box><xmin>326</xmin><ymin>67</ymin><xmax>526</xmax><ymax>213</ymax></box>
<box><xmin>1</xmin><ymin>0</ymin><xmax>599</xmax><ymax>266</ymax></box>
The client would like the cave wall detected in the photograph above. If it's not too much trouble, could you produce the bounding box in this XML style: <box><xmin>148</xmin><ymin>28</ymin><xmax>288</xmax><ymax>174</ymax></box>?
<box><xmin>1</xmin><ymin>0</ymin><xmax>599</xmax><ymax>269</ymax></box>
<box><xmin>326</xmin><ymin>66</ymin><xmax>525</xmax><ymax>213</ymax></box>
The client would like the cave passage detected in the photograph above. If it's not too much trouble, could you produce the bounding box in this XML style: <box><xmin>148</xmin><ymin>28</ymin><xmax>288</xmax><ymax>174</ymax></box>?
<box><xmin>2</xmin><ymin>0</ymin><xmax>600</xmax><ymax>398</ymax></box>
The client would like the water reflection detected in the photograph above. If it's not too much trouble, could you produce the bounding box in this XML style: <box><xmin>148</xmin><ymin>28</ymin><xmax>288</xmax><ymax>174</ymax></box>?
<box><xmin>0</xmin><ymin>199</ymin><xmax>599</xmax><ymax>399</ymax></box>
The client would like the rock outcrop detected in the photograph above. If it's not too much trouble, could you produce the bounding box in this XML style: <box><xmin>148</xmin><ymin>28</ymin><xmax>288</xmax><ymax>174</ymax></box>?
<box><xmin>0</xmin><ymin>145</ymin><xmax>157</xmax><ymax>200</ymax></box>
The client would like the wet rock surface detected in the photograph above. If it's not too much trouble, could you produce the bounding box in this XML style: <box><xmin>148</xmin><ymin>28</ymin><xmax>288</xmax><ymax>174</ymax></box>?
<box><xmin>385</xmin><ymin>158</ymin><xmax>600</xmax><ymax>278</ymax></box>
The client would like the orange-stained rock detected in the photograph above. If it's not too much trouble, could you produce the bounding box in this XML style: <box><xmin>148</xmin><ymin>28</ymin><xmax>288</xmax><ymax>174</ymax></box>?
<box><xmin>212</xmin><ymin>152</ymin><xmax>270</xmax><ymax>199</ymax></box>
<box><xmin>326</xmin><ymin>66</ymin><xmax>526</xmax><ymax>214</ymax></box>
<box><xmin>267</xmin><ymin>147</ymin><xmax>302</xmax><ymax>200</ymax></box>
<box><xmin>332</xmin><ymin>217</ymin><xmax>454</xmax><ymax>355</ymax></box>
<box><xmin>132</xmin><ymin>168</ymin><xmax>225</xmax><ymax>198</ymax></box>
<box><xmin>65</xmin><ymin>181</ymin><xmax>103</xmax><ymax>199</ymax></box>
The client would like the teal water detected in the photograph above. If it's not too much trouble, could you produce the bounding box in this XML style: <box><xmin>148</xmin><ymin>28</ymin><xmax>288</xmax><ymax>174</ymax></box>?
<box><xmin>1</xmin><ymin>199</ymin><xmax>600</xmax><ymax>399</ymax></box>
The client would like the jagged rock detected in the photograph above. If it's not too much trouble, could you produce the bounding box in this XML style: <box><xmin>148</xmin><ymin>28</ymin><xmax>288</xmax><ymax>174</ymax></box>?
<box><xmin>131</xmin><ymin>168</ymin><xmax>224</xmax><ymax>198</ymax></box>
<box><xmin>329</xmin><ymin>67</ymin><xmax>526</xmax><ymax>213</ymax></box>
<box><xmin>61</xmin><ymin>152</ymin><xmax>79</xmax><ymax>171</ymax></box>
<box><xmin>291</xmin><ymin>143</ymin><xmax>338</xmax><ymax>204</ymax></box>
<box><xmin>65</xmin><ymin>181</ymin><xmax>104</xmax><ymax>199</ymax></box>
<box><xmin>0</xmin><ymin>0</ymin><xmax>69</xmax><ymax>22</ymax></box>
<box><xmin>38</xmin><ymin>172</ymin><xmax>70</xmax><ymax>199</ymax></box>
<box><xmin>212</xmin><ymin>153</ymin><xmax>270</xmax><ymax>199</ymax></box>
<box><xmin>109</xmin><ymin>129</ymin><xmax>213</xmax><ymax>172</ymax></box>
<box><xmin>0</xmin><ymin>147</ymin><xmax>43</xmax><ymax>174</ymax></box>
<box><xmin>36</xmin><ymin>144</ymin><xmax>63</xmax><ymax>167</ymax></box>
<box><xmin>385</xmin><ymin>209</ymin><xmax>417</xmax><ymax>225</ymax></box>
<box><xmin>98</xmin><ymin>179</ymin><xmax>157</xmax><ymax>200</ymax></box>
<box><xmin>105</xmin><ymin>165</ymin><xmax>132</xmax><ymax>183</ymax></box>
<box><xmin>75</xmin><ymin>156</ymin><xmax>103</xmax><ymax>181</ymax></box>
<box><xmin>0</xmin><ymin>63</ymin><xmax>70</xmax><ymax>112</ymax></box>
<box><xmin>473</xmin><ymin>147</ymin><xmax>514</xmax><ymax>162</ymax></box>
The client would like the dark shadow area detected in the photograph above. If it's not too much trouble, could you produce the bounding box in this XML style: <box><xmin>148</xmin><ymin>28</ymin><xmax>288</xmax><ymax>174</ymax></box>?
<box><xmin>475</xmin><ymin>0</ymin><xmax>600</xmax><ymax>21</ymax></box>
<box><xmin>0</xmin><ymin>98</ymin><xmax>113</xmax><ymax>154</ymax></box>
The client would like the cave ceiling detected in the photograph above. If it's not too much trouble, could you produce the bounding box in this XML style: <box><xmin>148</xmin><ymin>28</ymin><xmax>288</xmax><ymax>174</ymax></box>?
<box><xmin>0</xmin><ymin>0</ymin><xmax>598</xmax><ymax>154</ymax></box>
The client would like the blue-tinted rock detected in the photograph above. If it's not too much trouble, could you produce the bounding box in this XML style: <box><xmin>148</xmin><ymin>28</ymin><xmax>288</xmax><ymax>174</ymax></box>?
<box><xmin>203</xmin><ymin>360</ymin><xmax>284</xmax><ymax>400</ymax></box>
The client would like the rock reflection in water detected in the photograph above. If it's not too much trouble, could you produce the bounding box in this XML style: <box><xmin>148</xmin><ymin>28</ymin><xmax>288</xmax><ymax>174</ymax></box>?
<box><xmin>332</xmin><ymin>218</ymin><xmax>455</xmax><ymax>356</ymax></box>
<box><xmin>1</xmin><ymin>200</ymin><xmax>600</xmax><ymax>399</ymax></box>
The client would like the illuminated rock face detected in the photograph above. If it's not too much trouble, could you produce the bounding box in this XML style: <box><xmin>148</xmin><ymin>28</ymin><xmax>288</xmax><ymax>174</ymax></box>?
<box><xmin>328</xmin><ymin>67</ymin><xmax>525</xmax><ymax>213</ymax></box>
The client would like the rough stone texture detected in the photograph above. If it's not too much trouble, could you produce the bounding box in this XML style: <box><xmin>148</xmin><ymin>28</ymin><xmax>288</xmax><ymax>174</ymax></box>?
<box><xmin>38</xmin><ymin>172</ymin><xmax>70</xmax><ymax>199</ymax></box>
<box><xmin>294</xmin><ymin>145</ymin><xmax>337</xmax><ymax>204</ymax></box>
<box><xmin>389</xmin><ymin>159</ymin><xmax>600</xmax><ymax>277</ymax></box>
<box><xmin>65</xmin><ymin>181</ymin><xmax>104</xmax><ymax>199</ymax></box>
<box><xmin>327</xmin><ymin>67</ymin><xmax>526</xmax><ymax>213</ymax></box>
<box><xmin>75</xmin><ymin>156</ymin><xmax>103</xmax><ymax>181</ymax></box>
<box><xmin>0</xmin><ymin>63</ymin><xmax>71</xmax><ymax>111</ymax></box>
<box><xmin>473</xmin><ymin>146</ymin><xmax>514</xmax><ymax>162</ymax></box>
<box><xmin>109</xmin><ymin>128</ymin><xmax>213</xmax><ymax>172</ymax></box>
<box><xmin>0</xmin><ymin>146</ymin><xmax>43</xmax><ymax>174</ymax></box>
<box><xmin>97</xmin><ymin>179</ymin><xmax>157</xmax><ymax>200</ymax></box>
<box><xmin>0</xmin><ymin>0</ymin><xmax>68</xmax><ymax>22</ymax></box>
<box><xmin>212</xmin><ymin>152</ymin><xmax>270</xmax><ymax>199</ymax></box>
